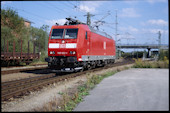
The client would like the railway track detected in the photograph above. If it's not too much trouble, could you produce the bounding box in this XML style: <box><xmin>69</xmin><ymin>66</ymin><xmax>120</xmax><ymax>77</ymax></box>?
<box><xmin>1</xmin><ymin>59</ymin><xmax>135</xmax><ymax>101</ymax></box>
<box><xmin>1</xmin><ymin>64</ymin><xmax>48</xmax><ymax>75</ymax></box>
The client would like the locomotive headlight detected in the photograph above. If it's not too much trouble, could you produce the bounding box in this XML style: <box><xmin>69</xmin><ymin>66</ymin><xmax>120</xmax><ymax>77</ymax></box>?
<box><xmin>62</xmin><ymin>40</ymin><xmax>65</xmax><ymax>43</ymax></box>
<box><xmin>70</xmin><ymin>51</ymin><xmax>76</xmax><ymax>54</ymax></box>
<box><xmin>50</xmin><ymin>51</ymin><xmax>53</xmax><ymax>54</ymax></box>
<box><xmin>50</xmin><ymin>51</ymin><xmax>55</xmax><ymax>54</ymax></box>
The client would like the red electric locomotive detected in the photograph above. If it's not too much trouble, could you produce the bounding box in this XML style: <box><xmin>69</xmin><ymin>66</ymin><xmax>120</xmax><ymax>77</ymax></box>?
<box><xmin>45</xmin><ymin>18</ymin><xmax>116</xmax><ymax>72</ymax></box>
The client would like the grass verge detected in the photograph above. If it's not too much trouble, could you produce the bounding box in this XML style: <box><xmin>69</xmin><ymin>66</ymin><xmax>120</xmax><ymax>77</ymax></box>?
<box><xmin>56</xmin><ymin>66</ymin><xmax>130</xmax><ymax>111</ymax></box>
<box><xmin>32</xmin><ymin>65</ymin><xmax>132</xmax><ymax>112</ymax></box>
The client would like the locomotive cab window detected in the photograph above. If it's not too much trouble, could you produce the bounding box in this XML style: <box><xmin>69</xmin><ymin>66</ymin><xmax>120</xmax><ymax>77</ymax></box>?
<box><xmin>51</xmin><ymin>29</ymin><xmax>64</xmax><ymax>39</ymax></box>
<box><xmin>64</xmin><ymin>29</ymin><xmax>78</xmax><ymax>39</ymax></box>
<box><xmin>85</xmin><ymin>31</ymin><xmax>87</xmax><ymax>40</ymax></box>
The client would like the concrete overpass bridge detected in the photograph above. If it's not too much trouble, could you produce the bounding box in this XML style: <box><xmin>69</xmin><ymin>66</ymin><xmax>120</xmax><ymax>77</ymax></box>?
<box><xmin>116</xmin><ymin>44</ymin><xmax>169</xmax><ymax>58</ymax></box>
<box><xmin>116</xmin><ymin>44</ymin><xmax>169</xmax><ymax>49</ymax></box>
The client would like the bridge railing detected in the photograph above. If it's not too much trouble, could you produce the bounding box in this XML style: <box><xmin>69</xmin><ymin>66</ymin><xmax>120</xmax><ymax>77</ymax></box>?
<box><xmin>116</xmin><ymin>44</ymin><xmax>168</xmax><ymax>49</ymax></box>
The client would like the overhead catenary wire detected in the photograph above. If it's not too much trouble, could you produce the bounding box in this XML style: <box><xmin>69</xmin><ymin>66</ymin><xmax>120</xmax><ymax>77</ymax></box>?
<box><xmin>40</xmin><ymin>2</ymin><xmax>68</xmax><ymax>16</ymax></box>
<box><xmin>4</xmin><ymin>2</ymin><xmax>75</xmax><ymax>25</ymax></box>
<box><xmin>64</xmin><ymin>1</ymin><xmax>74</xmax><ymax>8</ymax></box>
<box><xmin>3</xmin><ymin>5</ymin><xmax>51</xmax><ymax>22</ymax></box>
<box><xmin>3</xmin><ymin>1</ymin><xmax>127</xmax><ymax>39</ymax></box>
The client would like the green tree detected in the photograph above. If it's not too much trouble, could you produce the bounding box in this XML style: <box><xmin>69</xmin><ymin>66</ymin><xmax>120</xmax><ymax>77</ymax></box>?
<box><xmin>159</xmin><ymin>49</ymin><xmax>169</xmax><ymax>60</ymax></box>
<box><xmin>1</xmin><ymin>8</ymin><xmax>30</xmax><ymax>53</ymax></box>
<box><xmin>29</xmin><ymin>25</ymin><xmax>49</xmax><ymax>61</ymax></box>
<box><xmin>1</xmin><ymin>8</ymin><xmax>49</xmax><ymax>62</ymax></box>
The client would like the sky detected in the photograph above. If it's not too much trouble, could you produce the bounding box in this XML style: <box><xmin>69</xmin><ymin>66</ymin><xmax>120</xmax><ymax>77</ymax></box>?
<box><xmin>1</xmin><ymin>0</ymin><xmax>169</xmax><ymax>52</ymax></box>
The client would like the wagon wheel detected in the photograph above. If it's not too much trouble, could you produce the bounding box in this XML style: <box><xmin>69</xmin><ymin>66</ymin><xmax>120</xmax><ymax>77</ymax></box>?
<box><xmin>6</xmin><ymin>61</ymin><xmax>10</xmax><ymax>67</ymax></box>
<box><xmin>15</xmin><ymin>60</ymin><xmax>20</xmax><ymax>66</ymax></box>
<box><xmin>1</xmin><ymin>61</ymin><xmax>8</xmax><ymax>67</ymax></box>
<box><xmin>26</xmin><ymin>62</ymin><xmax>30</xmax><ymax>65</ymax></box>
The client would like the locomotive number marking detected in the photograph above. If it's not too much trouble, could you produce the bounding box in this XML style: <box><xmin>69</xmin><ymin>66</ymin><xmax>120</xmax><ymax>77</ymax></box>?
<box><xmin>104</xmin><ymin>42</ymin><xmax>106</xmax><ymax>50</ymax></box>
<box><xmin>57</xmin><ymin>52</ymin><xmax>68</xmax><ymax>54</ymax></box>
<box><xmin>60</xmin><ymin>44</ymin><xmax>66</xmax><ymax>48</ymax></box>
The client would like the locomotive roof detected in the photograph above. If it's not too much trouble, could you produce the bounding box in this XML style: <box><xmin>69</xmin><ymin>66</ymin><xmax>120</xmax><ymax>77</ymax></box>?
<box><xmin>88</xmin><ymin>26</ymin><xmax>113</xmax><ymax>40</ymax></box>
<box><xmin>52</xmin><ymin>24</ymin><xmax>113</xmax><ymax>40</ymax></box>
<box><xmin>54</xmin><ymin>17</ymin><xmax>114</xmax><ymax>40</ymax></box>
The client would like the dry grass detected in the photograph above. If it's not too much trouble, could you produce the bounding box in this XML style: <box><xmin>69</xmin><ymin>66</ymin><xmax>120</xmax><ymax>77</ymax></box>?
<box><xmin>133</xmin><ymin>57</ymin><xmax>169</xmax><ymax>68</ymax></box>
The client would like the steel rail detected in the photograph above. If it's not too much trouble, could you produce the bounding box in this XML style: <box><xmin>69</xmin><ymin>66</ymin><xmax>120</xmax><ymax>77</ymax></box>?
<box><xmin>1</xmin><ymin>65</ymin><xmax>48</xmax><ymax>75</ymax></box>
<box><xmin>1</xmin><ymin>59</ymin><xmax>135</xmax><ymax>101</ymax></box>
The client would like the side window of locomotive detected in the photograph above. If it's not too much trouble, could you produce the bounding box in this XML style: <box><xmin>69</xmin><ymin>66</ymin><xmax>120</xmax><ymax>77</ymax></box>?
<box><xmin>51</xmin><ymin>29</ymin><xmax>64</xmax><ymax>39</ymax></box>
<box><xmin>64</xmin><ymin>29</ymin><xmax>78</xmax><ymax>39</ymax></box>
<box><xmin>85</xmin><ymin>31</ymin><xmax>87</xmax><ymax>40</ymax></box>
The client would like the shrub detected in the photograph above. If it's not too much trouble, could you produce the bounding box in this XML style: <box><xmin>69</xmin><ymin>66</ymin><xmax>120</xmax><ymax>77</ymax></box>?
<box><xmin>133</xmin><ymin>59</ymin><xmax>169</xmax><ymax>68</ymax></box>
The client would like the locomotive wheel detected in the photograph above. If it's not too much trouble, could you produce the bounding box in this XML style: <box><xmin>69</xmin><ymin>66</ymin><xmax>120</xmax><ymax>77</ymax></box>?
<box><xmin>87</xmin><ymin>64</ymin><xmax>92</xmax><ymax>70</ymax></box>
<box><xmin>103</xmin><ymin>60</ymin><xmax>108</xmax><ymax>66</ymax></box>
<box><xmin>80</xmin><ymin>67</ymin><xmax>84</xmax><ymax>72</ymax></box>
<box><xmin>91</xmin><ymin>64</ymin><xmax>96</xmax><ymax>68</ymax></box>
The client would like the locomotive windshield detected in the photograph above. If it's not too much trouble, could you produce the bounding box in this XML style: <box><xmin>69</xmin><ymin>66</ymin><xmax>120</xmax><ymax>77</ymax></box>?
<box><xmin>51</xmin><ymin>29</ymin><xmax>64</xmax><ymax>39</ymax></box>
<box><xmin>51</xmin><ymin>28</ymin><xmax>78</xmax><ymax>39</ymax></box>
<box><xmin>64</xmin><ymin>29</ymin><xmax>78</xmax><ymax>39</ymax></box>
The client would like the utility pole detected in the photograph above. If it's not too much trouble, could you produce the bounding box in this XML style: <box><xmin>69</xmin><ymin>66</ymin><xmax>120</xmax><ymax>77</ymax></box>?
<box><xmin>115</xmin><ymin>9</ymin><xmax>118</xmax><ymax>43</ymax></box>
<box><xmin>115</xmin><ymin>9</ymin><xmax>119</xmax><ymax>58</ymax></box>
<box><xmin>158</xmin><ymin>31</ymin><xmax>161</xmax><ymax>58</ymax></box>
<box><xmin>84</xmin><ymin>12</ymin><xmax>94</xmax><ymax>26</ymax></box>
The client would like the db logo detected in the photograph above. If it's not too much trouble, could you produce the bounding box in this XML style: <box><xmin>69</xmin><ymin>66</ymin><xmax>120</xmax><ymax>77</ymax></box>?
<box><xmin>59</xmin><ymin>44</ymin><xmax>66</xmax><ymax>48</ymax></box>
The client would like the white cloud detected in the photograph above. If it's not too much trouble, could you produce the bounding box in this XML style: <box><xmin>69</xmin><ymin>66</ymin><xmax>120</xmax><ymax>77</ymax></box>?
<box><xmin>142</xmin><ymin>28</ymin><xmax>169</xmax><ymax>34</ymax></box>
<box><xmin>149</xmin><ymin>29</ymin><xmax>163</xmax><ymax>34</ymax></box>
<box><xmin>79</xmin><ymin>5</ymin><xmax>95</xmax><ymax>13</ymax></box>
<box><xmin>1</xmin><ymin>1</ymin><xmax>12</xmax><ymax>5</ymax></box>
<box><xmin>146</xmin><ymin>0</ymin><xmax>167</xmax><ymax>4</ymax></box>
<box><xmin>147</xmin><ymin>19</ymin><xmax>168</xmax><ymax>26</ymax></box>
<box><xmin>118</xmin><ymin>33</ymin><xmax>135</xmax><ymax>40</ymax></box>
<box><xmin>45</xmin><ymin>19</ymin><xmax>67</xmax><ymax>26</ymax></box>
<box><xmin>78</xmin><ymin>1</ymin><xmax>104</xmax><ymax>13</ymax></box>
<box><xmin>119</xmin><ymin>26</ymin><xmax>139</xmax><ymax>33</ymax></box>
<box><xmin>124</xmin><ymin>0</ymin><xmax>139</xmax><ymax>5</ymax></box>
<box><xmin>141</xmin><ymin>19</ymin><xmax>168</xmax><ymax>26</ymax></box>
<box><xmin>119</xmin><ymin>8</ymin><xmax>141</xmax><ymax>18</ymax></box>
<box><xmin>128</xmin><ymin>26</ymin><xmax>139</xmax><ymax>32</ymax></box>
